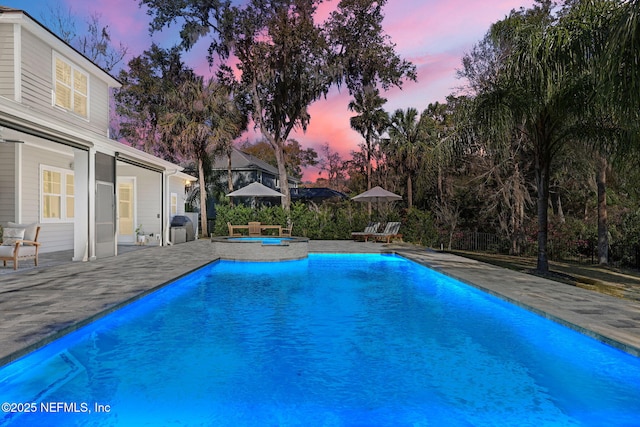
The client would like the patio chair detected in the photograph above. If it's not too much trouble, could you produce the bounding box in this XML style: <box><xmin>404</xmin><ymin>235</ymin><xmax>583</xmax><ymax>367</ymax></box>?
<box><xmin>0</xmin><ymin>224</ymin><xmax>41</xmax><ymax>270</ymax></box>
<box><xmin>248</xmin><ymin>221</ymin><xmax>262</xmax><ymax>237</ymax></box>
<box><xmin>371</xmin><ymin>222</ymin><xmax>402</xmax><ymax>243</ymax></box>
<box><xmin>281</xmin><ymin>221</ymin><xmax>294</xmax><ymax>237</ymax></box>
<box><xmin>351</xmin><ymin>222</ymin><xmax>380</xmax><ymax>241</ymax></box>
<box><xmin>227</xmin><ymin>222</ymin><xmax>241</xmax><ymax>237</ymax></box>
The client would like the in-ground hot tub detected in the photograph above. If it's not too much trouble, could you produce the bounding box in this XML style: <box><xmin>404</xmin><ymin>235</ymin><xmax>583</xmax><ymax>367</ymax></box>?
<box><xmin>211</xmin><ymin>236</ymin><xmax>309</xmax><ymax>261</ymax></box>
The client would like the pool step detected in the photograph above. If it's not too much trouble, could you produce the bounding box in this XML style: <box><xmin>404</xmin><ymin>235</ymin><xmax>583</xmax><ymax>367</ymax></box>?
<box><xmin>0</xmin><ymin>350</ymin><xmax>85</xmax><ymax>424</ymax></box>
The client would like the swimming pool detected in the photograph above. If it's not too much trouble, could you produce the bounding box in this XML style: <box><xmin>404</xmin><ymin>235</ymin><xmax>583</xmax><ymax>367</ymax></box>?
<box><xmin>227</xmin><ymin>237</ymin><xmax>292</xmax><ymax>243</ymax></box>
<box><xmin>1</xmin><ymin>254</ymin><xmax>639</xmax><ymax>426</ymax></box>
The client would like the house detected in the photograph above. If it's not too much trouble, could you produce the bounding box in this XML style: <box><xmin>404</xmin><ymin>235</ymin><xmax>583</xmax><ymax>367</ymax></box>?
<box><xmin>211</xmin><ymin>147</ymin><xmax>300</xmax><ymax>192</ymax></box>
<box><xmin>0</xmin><ymin>6</ymin><xmax>195</xmax><ymax>261</ymax></box>
<box><xmin>290</xmin><ymin>187</ymin><xmax>348</xmax><ymax>203</ymax></box>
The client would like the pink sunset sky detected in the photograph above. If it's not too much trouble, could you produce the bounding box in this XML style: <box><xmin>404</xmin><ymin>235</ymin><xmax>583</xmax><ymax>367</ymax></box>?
<box><xmin>5</xmin><ymin>0</ymin><xmax>535</xmax><ymax>180</ymax></box>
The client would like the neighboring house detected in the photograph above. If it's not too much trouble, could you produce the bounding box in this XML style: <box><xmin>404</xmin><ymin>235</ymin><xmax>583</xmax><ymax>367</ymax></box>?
<box><xmin>290</xmin><ymin>187</ymin><xmax>348</xmax><ymax>203</ymax></box>
<box><xmin>0</xmin><ymin>7</ymin><xmax>195</xmax><ymax>261</ymax></box>
<box><xmin>211</xmin><ymin>147</ymin><xmax>300</xmax><ymax>192</ymax></box>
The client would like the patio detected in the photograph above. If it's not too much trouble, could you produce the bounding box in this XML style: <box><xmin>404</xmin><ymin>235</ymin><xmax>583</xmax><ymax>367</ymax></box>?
<box><xmin>1</xmin><ymin>239</ymin><xmax>639</xmax><ymax>367</ymax></box>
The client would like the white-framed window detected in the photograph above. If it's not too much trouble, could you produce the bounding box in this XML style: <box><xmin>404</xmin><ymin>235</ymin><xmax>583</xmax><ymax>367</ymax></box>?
<box><xmin>53</xmin><ymin>54</ymin><xmax>89</xmax><ymax>118</ymax></box>
<box><xmin>170</xmin><ymin>193</ymin><xmax>178</xmax><ymax>216</ymax></box>
<box><xmin>41</xmin><ymin>165</ymin><xmax>75</xmax><ymax>222</ymax></box>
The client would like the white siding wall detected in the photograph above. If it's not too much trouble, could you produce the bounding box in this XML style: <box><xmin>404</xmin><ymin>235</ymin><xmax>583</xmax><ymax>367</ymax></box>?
<box><xmin>20</xmin><ymin>28</ymin><xmax>109</xmax><ymax>136</ymax></box>
<box><xmin>20</xmin><ymin>30</ymin><xmax>51</xmax><ymax>114</ymax></box>
<box><xmin>117</xmin><ymin>163</ymin><xmax>163</xmax><ymax>237</ymax></box>
<box><xmin>89</xmin><ymin>79</ymin><xmax>110</xmax><ymax>135</ymax></box>
<box><xmin>168</xmin><ymin>177</ymin><xmax>187</xmax><ymax>215</ymax></box>
<box><xmin>137</xmin><ymin>169</ymin><xmax>163</xmax><ymax>238</ymax></box>
<box><xmin>0</xmin><ymin>23</ymin><xmax>15</xmax><ymax>99</ymax></box>
<box><xmin>0</xmin><ymin>144</ymin><xmax>17</xmax><ymax>225</ymax></box>
<box><xmin>21</xmin><ymin>142</ymin><xmax>74</xmax><ymax>253</ymax></box>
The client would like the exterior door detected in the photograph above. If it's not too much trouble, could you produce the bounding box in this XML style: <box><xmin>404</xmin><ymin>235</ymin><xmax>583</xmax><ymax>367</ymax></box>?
<box><xmin>95</xmin><ymin>181</ymin><xmax>115</xmax><ymax>257</ymax></box>
<box><xmin>117</xmin><ymin>178</ymin><xmax>135</xmax><ymax>243</ymax></box>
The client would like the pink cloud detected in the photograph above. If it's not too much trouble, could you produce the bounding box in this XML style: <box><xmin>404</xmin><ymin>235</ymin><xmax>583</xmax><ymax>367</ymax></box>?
<box><xmin>15</xmin><ymin>0</ymin><xmax>540</xmax><ymax>182</ymax></box>
<box><xmin>64</xmin><ymin>0</ymin><xmax>150</xmax><ymax>54</ymax></box>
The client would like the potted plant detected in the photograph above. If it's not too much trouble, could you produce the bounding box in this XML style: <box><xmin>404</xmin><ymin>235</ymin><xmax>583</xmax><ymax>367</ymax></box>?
<box><xmin>135</xmin><ymin>224</ymin><xmax>146</xmax><ymax>244</ymax></box>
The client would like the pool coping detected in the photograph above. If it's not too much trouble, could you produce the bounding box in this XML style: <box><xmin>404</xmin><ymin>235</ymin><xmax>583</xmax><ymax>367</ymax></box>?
<box><xmin>1</xmin><ymin>240</ymin><xmax>639</xmax><ymax>368</ymax></box>
<box><xmin>211</xmin><ymin>236</ymin><xmax>309</xmax><ymax>261</ymax></box>
<box><xmin>395</xmin><ymin>248</ymin><xmax>640</xmax><ymax>358</ymax></box>
<box><xmin>0</xmin><ymin>240</ymin><xmax>220</xmax><ymax>367</ymax></box>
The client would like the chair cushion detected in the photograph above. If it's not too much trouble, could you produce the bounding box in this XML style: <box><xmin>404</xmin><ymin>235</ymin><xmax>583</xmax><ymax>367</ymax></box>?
<box><xmin>17</xmin><ymin>246</ymin><xmax>37</xmax><ymax>257</ymax></box>
<box><xmin>2</xmin><ymin>228</ymin><xmax>25</xmax><ymax>246</ymax></box>
<box><xmin>0</xmin><ymin>245</ymin><xmax>16</xmax><ymax>257</ymax></box>
<box><xmin>8</xmin><ymin>222</ymin><xmax>38</xmax><ymax>242</ymax></box>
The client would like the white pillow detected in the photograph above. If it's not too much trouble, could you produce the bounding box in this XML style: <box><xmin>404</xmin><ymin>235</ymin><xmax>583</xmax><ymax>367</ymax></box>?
<box><xmin>8</xmin><ymin>222</ymin><xmax>38</xmax><ymax>242</ymax></box>
<box><xmin>2</xmin><ymin>227</ymin><xmax>25</xmax><ymax>246</ymax></box>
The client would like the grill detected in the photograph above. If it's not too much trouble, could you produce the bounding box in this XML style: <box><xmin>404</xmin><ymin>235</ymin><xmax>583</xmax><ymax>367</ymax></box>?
<box><xmin>170</xmin><ymin>215</ymin><xmax>195</xmax><ymax>243</ymax></box>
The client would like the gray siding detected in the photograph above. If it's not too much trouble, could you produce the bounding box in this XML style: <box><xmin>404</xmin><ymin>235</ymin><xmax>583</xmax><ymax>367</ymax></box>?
<box><xmin>0</xmin><ymin>23</ymin><xmax>15</xmax><ymax>99</ymax></box>
<box><xmin>116</xmin><ymin>163</ymin><xmax>163</xmax><ymax>237</ymax></box>
<box><xmin>89</xmin><ymin>79</ymin><xmax>110</xmax><ymax>135</ymax></box>
<box><xmin>20</xmin><ymin>28</ymin><xmax>109</xmax><ymax>136</ymax></box>
<box><xmin>168</xmin><ymin>177</ymin><xmax>186</xmax><ymax>215</ymax></box>
<box><xmin>20</xmin><ymin>29</ymin><xmax>51</xmax><ymax>113</ymax></box>
<box><xmin>22</xmin><ymin>142</ymin><xmax>74</xmax><ymax>253</ymax></box>
<box><xmin>136</xmin><ymin>168</ymin><xmax>163</xmax><ymax>237</ymax></box>
<box><xmin>0</xmin><ymin>144</ymin><xmax>16</xmax><ymax>225</ymax></box>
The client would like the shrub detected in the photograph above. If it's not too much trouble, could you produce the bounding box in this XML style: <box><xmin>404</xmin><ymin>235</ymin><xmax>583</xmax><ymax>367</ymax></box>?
<box><xmin>213</xmin><ymin>200</ymin><xmax>437</xmax><ymax>244</ymax></box>
<box><xmin>401</xmin><ymin>208</ymin><xmax>439</xmax><ymax>246</ymax></box>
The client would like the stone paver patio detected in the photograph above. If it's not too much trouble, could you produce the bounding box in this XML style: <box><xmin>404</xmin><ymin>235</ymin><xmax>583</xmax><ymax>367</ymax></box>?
<box><xmin>1</xmin><ymin>239</ymin><xmax>639</xmax><ymax>367</ymax></box>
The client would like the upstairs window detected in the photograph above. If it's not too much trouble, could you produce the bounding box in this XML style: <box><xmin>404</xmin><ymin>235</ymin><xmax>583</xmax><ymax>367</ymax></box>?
<box><xmin>54</xmin><ymin>56</ymin><xmax>88</xmax><ymax>118</ymax></box>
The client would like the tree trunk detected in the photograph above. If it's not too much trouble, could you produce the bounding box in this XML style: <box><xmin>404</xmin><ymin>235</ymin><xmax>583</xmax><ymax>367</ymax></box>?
<box><xmin>535</xmin><ymin>147</ymin><xmax>550</xmax><ymax>272</ymax></box>
<box><xmin>556</xmin><ymin>192</ymin><xmax>564</xmax><ymax>223</ymax></box>
<box><xmin>227</xmin><ymin>151</ymin><xmax>233</xmax><ymax>192</ymax></box>
<box><xmin>437</xmin><ymin>165</ymin><xmax>443</xmax><ymax>203</ymax></box>
<box><xmin>274</xmin><ymin>141</ymin><xmax>291</xmax><ymax>210</ymax></box>
<box><xmin>366</xmin><ymin>135</ymin><xmax>372</xmax><ymax>216</ymax></box>
<box><xmin>597</xmin><ymin>154</ymin><xmax>608</xmax><ymax>265</ymax></box>
<box><xmin>551</xmin><ymin>190</ymin><xmax>565</xmax><ymax>223</ymax></box>
<box><xmin>198</xmin><ymin>157</ymin><xmax>208</xmax><ymax>237</ymax></box>
<box><xmin>366</xmin><ymin>135</ymin><xmax>372</xmax><ymax>191</ymax></box>
<box><xmin>407</xmin><ymin>173</ymin><xmax>413</xmax><ymax>209</ymax></box>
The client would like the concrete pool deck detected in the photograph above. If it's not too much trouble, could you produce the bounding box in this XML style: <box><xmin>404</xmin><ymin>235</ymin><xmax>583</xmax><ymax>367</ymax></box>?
<box><xmin>1</xmin><ymin>239</ymin><xmax>639</xmax><ymax>367</ymax></box>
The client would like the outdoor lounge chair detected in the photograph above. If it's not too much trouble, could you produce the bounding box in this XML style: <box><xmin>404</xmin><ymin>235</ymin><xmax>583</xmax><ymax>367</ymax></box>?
<box><xmin>0</xmin><ymin>224</ymin><xmax>41</xmax><ymax>270</ymax></box>
<box><xmin>351</xmin><ymin>222</ymin><xmax>380</xmax><ymax>241</ymax></box>
<box><xmin>371</xmin><ymin>221</ymin><xmax>402</xmax><ymax>243</ymax></box>
<box><xmin>248</xmin><ymin>221</ymin><xmax>262</xmax><ymax>237</ymax></box>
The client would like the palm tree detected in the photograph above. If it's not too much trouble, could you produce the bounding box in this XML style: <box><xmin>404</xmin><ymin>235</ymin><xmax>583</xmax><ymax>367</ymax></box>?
<box><xmin>606</xmin><ymin>0</ymin><xmax>640</xmax><ymax>118</ymax></box>
<box><xmin>387</xmin><ymin>108</ymin><xmax>429</xmax><ymax>209</ymax></box>
<box><xmin>349</xmin><ymin>85</ymin><xmax>389</xmax><ymax>191</ymax></box>
<box><xmin>469</xmin><ymin>2</ymin><xmax>597</xmax><ymax>272</ymax></box>
<box><xmin>161</xmin><ymin>76</ymin><xmax>245</xmax><ymax>237</ymax></box>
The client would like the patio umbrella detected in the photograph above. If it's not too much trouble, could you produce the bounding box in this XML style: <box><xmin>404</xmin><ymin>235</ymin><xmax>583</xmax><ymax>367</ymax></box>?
<box><xmin>227</xmin><ymin>182</ymin><xmax>284</xmax><ymax>207</ymax></box>
<box><xmin>351</xmin><ymin>186</ymin><xmax>402</xmax><ymax>218</ymax></box>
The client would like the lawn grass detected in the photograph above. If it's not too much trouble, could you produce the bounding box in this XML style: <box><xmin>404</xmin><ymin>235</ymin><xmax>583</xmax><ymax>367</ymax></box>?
<box><xmin>451</xmin><ymin>250</ymin><xmax>640</xmax><ymax>302</ymax></box>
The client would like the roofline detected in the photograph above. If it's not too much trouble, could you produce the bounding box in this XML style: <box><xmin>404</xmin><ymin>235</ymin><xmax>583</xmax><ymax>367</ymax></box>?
<box><xmin>0</xmin><ymin>7</ymin><xmax>121</xmax><ymax>87</ymax></box>
<box><xmin>210</xmin><ymin>147</ymin><xmax>301</xmax><ymax>183</ymax></box>
<box><xmin>0</xmin><ymin>95</ymin><xmax>192</xmax><ymax>177</ymax></box>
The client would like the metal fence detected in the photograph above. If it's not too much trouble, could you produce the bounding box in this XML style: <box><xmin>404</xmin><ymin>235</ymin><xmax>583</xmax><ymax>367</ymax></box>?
<box><xmin>450</xmin><ymin>232</ymin><xmax>501</xmax><ymax>252</ymax></box>
<box><xmin>450</xmin><ymin>231</ymin><xmax>640</xmax><ymax>270</ymax></box>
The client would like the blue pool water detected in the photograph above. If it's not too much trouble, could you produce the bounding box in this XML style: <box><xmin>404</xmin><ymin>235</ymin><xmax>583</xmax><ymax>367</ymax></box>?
<box><xmin>227</xmin><ymin>237</ymin><xmax>292</xmax><ymax>244</ymax></box>
<box><xmin>1</xmin><ymin>254</ymin><xmax>640</xmax><ymax>426</ymax></box>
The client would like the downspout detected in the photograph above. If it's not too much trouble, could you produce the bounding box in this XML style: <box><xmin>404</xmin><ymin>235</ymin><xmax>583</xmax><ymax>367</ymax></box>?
<box><xmin>164</xmin><ymin>169</ymin><xmax>179</xmax><ymax>245</ymax></box>
<box><xmin>113</xmin><ymin>154</ymin><xmax>118</xmax><ymax>256</ymax></box>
